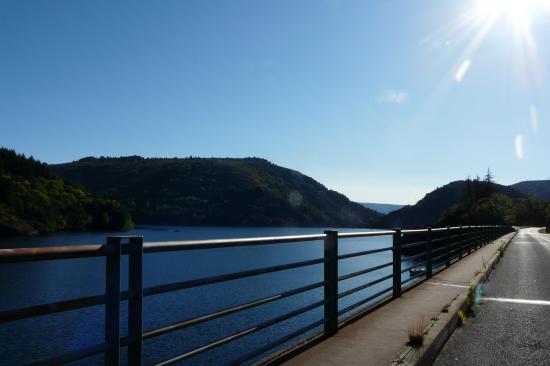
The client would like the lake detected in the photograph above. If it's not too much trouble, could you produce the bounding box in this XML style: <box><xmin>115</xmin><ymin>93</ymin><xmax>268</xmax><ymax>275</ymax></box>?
<box><xmin>0</xmin><ymin>226</ymin><xmax>418</xmax><ymax>365</ymax></box>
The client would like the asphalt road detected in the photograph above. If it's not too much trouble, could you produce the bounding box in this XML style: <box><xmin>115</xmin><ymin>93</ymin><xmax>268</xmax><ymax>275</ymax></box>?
<box><xmin>434</xmin><ymin>228</ymin><xmax>550</xmax><ymax>366</ymax></box>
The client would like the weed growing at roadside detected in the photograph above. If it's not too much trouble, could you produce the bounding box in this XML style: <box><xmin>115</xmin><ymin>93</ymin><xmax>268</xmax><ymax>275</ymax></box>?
<box><xmin>457</xmin><ymin>310</ymin><xmax>466</xmax><ymax>325</ymax></box>
<box><xmin>408</xmin><ymin>318</ymin><xmax>424</xmax><ymax>347</ymax></box>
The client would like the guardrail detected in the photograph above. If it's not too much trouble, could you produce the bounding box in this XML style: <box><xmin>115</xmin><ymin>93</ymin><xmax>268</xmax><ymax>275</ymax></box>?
<box><xmin>0</xmin><ymin>225</ymin><xmax>514</xmax><ymax>365</ymax></box>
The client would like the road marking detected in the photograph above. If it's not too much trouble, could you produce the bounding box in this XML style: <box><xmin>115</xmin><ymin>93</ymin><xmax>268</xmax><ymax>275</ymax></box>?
<box><xmin>481</xmin><ymin>297</ymin><xmax>550</xmax><ymax>306</ymax></box>
<box><xmin>426</xmin><ymin>282</ymin><xmax>469</xmax><ymax>289</ymax></box>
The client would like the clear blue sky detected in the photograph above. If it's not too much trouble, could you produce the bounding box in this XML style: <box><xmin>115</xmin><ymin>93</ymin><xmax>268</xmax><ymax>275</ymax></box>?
<box><xmin>1</xmin><ymin>0</ymin><xmax>549</xmax><ymax>204</ymax></box>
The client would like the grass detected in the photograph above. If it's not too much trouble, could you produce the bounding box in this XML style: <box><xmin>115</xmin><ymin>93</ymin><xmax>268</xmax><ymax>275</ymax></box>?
<box><xmin>408</xmin><ymin>318</ymin><xmax>425</xmax><ymax>347</ymax></box>
<box><xmin>441</xmin><ymin>303</ymin><xmax>451</xmax><ymax>313</ymax></box>
<box><xmin>457</xmin><ymin>310</ymin><xmax>467</xmax><ymax>326</ymax></box>
<box><xmin>497</xmin><ymin>244</ymin><xmax>507</xmax><ymax>258</ymax></box>
<box><xmin>467</xmin><ymin>286</ymin><xmax>476</xmax><ymax>306</ymax></box>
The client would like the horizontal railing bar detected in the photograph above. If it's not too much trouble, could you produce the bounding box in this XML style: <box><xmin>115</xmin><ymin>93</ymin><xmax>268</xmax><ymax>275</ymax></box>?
<box><xmin>143</xmin><ymin>281</ymin><xmax>325</xmax><ymax>340</ymax></box>
<box><xmin>143</xmin><ymin>258</ymin><xmax>325</xmax><ymax>297</ymax></box>
<box><xmin>231</xmin><ymin>318</ymin><xmax>325</xmax><ymax>365</ymax></box>
<box><xmin>338</xmin><ymin>274</ymin><xmax>394</xmax><ymax>299</ymax></box>
<box><xmin>337</xmin><ymin>230</ymin><xmax>395</xmax><ymax>238</ymax></box>
<box><xmin>0</xmin><ymin>227</ymin><xmax>504</xmax><ymax>264</ymax></box>
<box><xmin>337</xmin><ymin>286</ymin><xmax>393</xmax><ymax>316</ymax></box>
<box><xmin>399</xmin><ymin>240</ymin><xmax>428</xmax><ymax>249</ymax></box>
<box><xmin>29</xmin><ymin>342</ymin><xmax>109</xmax><ymax>366</ymax></box>
<box><xmin>337</xmin><ymin>247</ymin><xmax>392</xmax><ymax>260</ymax></box>
<box><xmin>0</xmin><ymin>245</ymin><xmax>105</xmax><ymax>263</ymax></box>
<box><xmin>403</xmin><ymin>251</ymin><xmax>427</xmax><ymax>261</ymax></box>
<box><xmin>338</xmin><ymin>262</ymin><xmax>393</xmax><ymax>282</ymax></box>
<box><xmin>431</xmin><ymin>245</ymin><xmax>448</xmax><ymax>255</ymax></box>
<box><xmin>154</xmin><ymin>300</ymin><xmax>325</xmax><ymax>366</ymax></box>
<box><xmin>0</xmin><ymin>294</ymin><xmax>108</xmax><ymax>323</ymax></box>
<box><xmin>432</xmin><ymin>253</ymin><xmax>448</xmax><ymax>262</ymax></box>
<box><xmin>430</xmin><ymin>236</ymin><xmax>448</xmax><ymax>243</ymax></box>
<box><xmin>401</xmin><ymin>229</ymin><xmax>428</xmax><ymax>234</ymax></box>
<box><xmin>1</xmin><ymin>259</ymin><xmax>324</xmax><ymax>323</ymax></box>
<box><xmin>143</xmin><ymin>234</ymin><xmax>327</xmax><ymax>253</ymax></box>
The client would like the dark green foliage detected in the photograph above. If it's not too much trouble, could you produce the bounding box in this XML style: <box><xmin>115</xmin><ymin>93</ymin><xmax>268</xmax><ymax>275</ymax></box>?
<box><xmin>378</xmin><ymin>169</ymin><xmax>550</xmax><ymax>228</ymax></box>
<box><xmin>438</xmin><ymin>193</ymin><xmax>516</xmax><ymax>226</ymax></box>
<box><xmin>52</xmin><ymin>156</ymin><xmax>381</xmax><ymax>227</ymax></box>
<box><xmin>0</xmin><ymin>148</ymin><xmax>133</xmax><ymax>235</ymax></box>
<box><xmin>438</xmin><ymin>175</ymin><xmax>550</xmax><ymax>227</ymax></box>
<box><xmin>377</xmin><ymin>179</ymin><xmax>524</xmax><ymax>228</ymax></box>
<box><xmin>515</xmin><ymin>197</ymin><xmax>549</xmax><ymax>227</ymax></box>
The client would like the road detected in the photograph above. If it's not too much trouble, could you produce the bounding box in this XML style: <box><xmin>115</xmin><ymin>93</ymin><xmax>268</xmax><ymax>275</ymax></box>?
<box><xmin>434</xmin><ymin>227</ymin><xmax>550</xmax><ymax>366</ymax></box>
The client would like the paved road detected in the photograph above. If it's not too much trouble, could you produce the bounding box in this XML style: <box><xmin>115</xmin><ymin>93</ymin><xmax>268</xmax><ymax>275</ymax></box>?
<box><xmin>434</xmin><ymin>228</ymin><xmax>550</xmax><ymax>366</ymax></box>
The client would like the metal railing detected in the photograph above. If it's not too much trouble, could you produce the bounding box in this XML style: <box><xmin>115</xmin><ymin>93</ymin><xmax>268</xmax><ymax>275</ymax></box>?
<box><xmin>0</xmin><ymin>225</ymin><xmax>514</xmax><ymax>365</ymax></box>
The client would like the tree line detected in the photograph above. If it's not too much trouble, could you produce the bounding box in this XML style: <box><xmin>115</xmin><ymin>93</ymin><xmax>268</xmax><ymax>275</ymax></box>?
<box><xmin>0</xmin><ymin>148</ymin><xmax>133</xmax><ymax>235</ymax></box>
<box><xmin>438</xmin><ymin>170</ymin><xmax>550</xmax><ymax>228</ymax></box>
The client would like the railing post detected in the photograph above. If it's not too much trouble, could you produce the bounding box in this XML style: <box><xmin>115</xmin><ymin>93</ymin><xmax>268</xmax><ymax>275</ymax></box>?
<box><xmin>392</xmin><ymin>229</ymin><xmax>402</xmax><ymax>298</ymax></box>
<box><xmin>446</xmin><ymin>226</ymin><xmax>451</xmax><ymax>267</ymax></box>
<box><xmin>323</xmin><ymin>230</ymin><xmax>338</xmax><ymax>337</ymax></box>
<box><xmin>458</xmin><ymin>226</ymin><xmax>463</xmax><ymax>260</ymax></box>
<box><xmin>468</xmin><ymin>225</ymin><xmax>476</xmax><ymax>254</ymax></box>
<box><xmin>105</xmin><ymin>237</ymin><xmax>121</xmax><ymax>366</ymax></box>
<box><xmin>128</xmin><ymin>237</ymin><xmax>144</xmax><ymax>366</ymax></box>
<box><xmin>426</xmin><ymin>227</ymin><xmax>433</xmax><ymax>278</ymax></box>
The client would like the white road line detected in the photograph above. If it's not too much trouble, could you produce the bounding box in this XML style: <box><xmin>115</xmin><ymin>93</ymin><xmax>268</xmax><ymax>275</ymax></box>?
<box><xmin>482</xmin><ymin>297</ymin><xmax>550</xmax><ymax>306</ymax></box>
<box><xmin>426</xmin><ymin>282</ymin><xmax>469</xmax><ymax>289</ymax></box>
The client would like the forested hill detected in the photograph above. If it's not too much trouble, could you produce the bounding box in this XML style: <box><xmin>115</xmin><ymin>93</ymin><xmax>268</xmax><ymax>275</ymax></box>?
<box><xmin>377</xmin><ymin>180</ymin><xmax>525</xmax><ymax>228</ymax></box>
<box><xmin>0</xmin><ymin>148</ymin><xmax>133</xmax><ymax>236</ymax></box>
<box><xmin>51</xmin><ymin>156</ymin><xmax>381</xmax><ymax>227</ymax></box>
<box><xmin>511</xmin><ymin>180</ymin><xmax>550</xmax><ymax>201</ymax></box>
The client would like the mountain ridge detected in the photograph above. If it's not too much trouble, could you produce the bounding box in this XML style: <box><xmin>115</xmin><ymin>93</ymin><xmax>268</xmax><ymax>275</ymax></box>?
<box><xmin>51</xmin><ymin>156</ymin><xmax>381</xmax><ymax>227</ymax></box>
<box><xmin>511</xmin><ymin>180</ymin><xmax>550</xmax><ymax>201</ymax></box>
<box><xmin>376</xmin><ymin>180</ymin><xmax>526</xmax><ymax>228</ymax></box>
<box><xmin>360</xmin><ymin>202</ymin><xmax>405</xmax><ymax>214</ymax></box>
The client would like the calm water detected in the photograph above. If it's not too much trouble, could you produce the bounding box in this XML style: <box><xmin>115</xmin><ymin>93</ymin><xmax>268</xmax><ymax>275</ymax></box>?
<box><xmin>0</xmin><ymin>226</ymin><xmax>417</xmax><ymax>365</ymax></box>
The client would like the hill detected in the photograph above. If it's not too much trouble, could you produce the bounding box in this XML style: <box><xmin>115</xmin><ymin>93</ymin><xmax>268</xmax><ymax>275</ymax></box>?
<box><xmin>360</xmin><ymin>202</ymin><xmax>405</xmax><ymax>214</ymax></box>
<box><xmin>377</xmin><ymin>180</ymin><xmax>525</xmax><ymax>228</ymax></box>
<box><xmin>51</xmin><ymin>156</ymin><xmax>381</xmax><ymax>227</ymax></box>
<box><xmin>511</xmin><ymin>180</ymin><xmax>550</xmax><ymax>201</ymax></box>
<box><xmin>0</xmin><ymin>148</ymin><xmax>133</xmax><ymax>236</ymax></box>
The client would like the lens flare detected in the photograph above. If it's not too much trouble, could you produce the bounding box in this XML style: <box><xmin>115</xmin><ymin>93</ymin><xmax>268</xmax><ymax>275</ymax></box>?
<box><xmin>454</xmin><ymin>59</ymin><xmax>472</xmax><ymax>82</ymax></box>
<box><xmin>514</xmin><ymin>134</ymin><xmax>524</xmax><ymax>159</ymax></box>
<box><xmin>530</xmin><ymin>104</ymin><xmax>539</xmax><ymax>133</ymax></box>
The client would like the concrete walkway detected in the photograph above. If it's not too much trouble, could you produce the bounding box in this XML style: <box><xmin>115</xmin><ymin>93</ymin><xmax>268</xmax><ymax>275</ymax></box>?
<box><xmin>434</xmin><ymin>228</ymin><xmax>550</xmax><ymax>365</ymax></box>
<box><xmin>285</xmin><ymin>233</ymin><xmax>515</xmax><ymax>366</ymax></box>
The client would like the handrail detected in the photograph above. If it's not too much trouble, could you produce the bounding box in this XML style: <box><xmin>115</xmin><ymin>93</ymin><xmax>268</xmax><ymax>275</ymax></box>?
<box><xmin>0</xmin><ymin>225</ymin><xmax>514</xmax><ymax>365</ymax></box>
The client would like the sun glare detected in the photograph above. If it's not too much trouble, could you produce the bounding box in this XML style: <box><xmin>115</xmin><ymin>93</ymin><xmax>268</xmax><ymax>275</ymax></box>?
<box><xmin>475</xmin><ymin>0</ymin><xmax>549</xmax><ymax>28</ymax></box>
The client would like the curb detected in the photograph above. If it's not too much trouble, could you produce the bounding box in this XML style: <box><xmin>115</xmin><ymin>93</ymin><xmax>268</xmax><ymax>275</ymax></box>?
<box><xmin>391</xmin><ymin>231</ymin><xmax>517</xmax><ymax>366</ymax></box>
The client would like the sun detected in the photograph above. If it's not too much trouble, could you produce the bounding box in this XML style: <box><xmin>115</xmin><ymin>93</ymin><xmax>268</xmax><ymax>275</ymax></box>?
<box><xmin>475</xmin><ymin>0</ymin><xmax>549</xmax><ymax>28</ymax></box>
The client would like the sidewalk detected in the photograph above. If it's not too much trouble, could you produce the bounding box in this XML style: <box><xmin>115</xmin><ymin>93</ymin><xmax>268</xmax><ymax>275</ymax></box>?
<box><xmin>284</xmin><ymin>233</ymin><xmax>515</xmax><ymax>366</ymax></box>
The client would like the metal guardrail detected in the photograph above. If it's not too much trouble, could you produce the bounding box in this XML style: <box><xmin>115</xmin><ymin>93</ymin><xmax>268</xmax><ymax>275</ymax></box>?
<box><xmin>0</xmin><ymin>225</ymin><xmax>514</xmax><ymax>365</ymax></box>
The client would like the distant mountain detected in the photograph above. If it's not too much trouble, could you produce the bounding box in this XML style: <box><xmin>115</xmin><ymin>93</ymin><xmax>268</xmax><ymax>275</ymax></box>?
<box><xmin>377</xmin><ymin>180</ymin><xmax>525</xmax><ymax>228</ymax></box>
<box><xmin>511</xmin><ymin>180</ymin><xmax>550</xmax><ymax>201</ymax></box>
<box><xmin>360</xmin><ymin>203</ymin><xmax>405</xmax><ymax>215</ymax></box>
<box><xmin>51</xmin><ymin>156</ymin><xmax>381</xmax><ymax>227</ymax></box>
<box><xmin>0</xmin><ymin>148</ymin><xmax>132</xmax><ymax>236</ymax></box>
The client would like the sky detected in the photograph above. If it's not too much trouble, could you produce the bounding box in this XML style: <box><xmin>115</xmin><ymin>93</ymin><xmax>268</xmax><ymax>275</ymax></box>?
<box><xmin>1</xmin><ymin>0</ymin><xmax>550</xmax><ymax>204</ymax></box>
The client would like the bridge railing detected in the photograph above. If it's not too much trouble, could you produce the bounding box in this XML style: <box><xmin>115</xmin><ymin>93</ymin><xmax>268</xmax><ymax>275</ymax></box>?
<box><xmin>0</xmin><ymin>225</ymin><xmax>514</xmax><ymax>365</ymax></box>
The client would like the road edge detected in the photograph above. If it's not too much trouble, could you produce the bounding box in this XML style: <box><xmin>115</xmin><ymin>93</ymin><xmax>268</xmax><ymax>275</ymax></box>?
<box><xmin>390</xmin><ymin>231</ymin><xmax>517</xmax><ymax>366</ymax></box>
